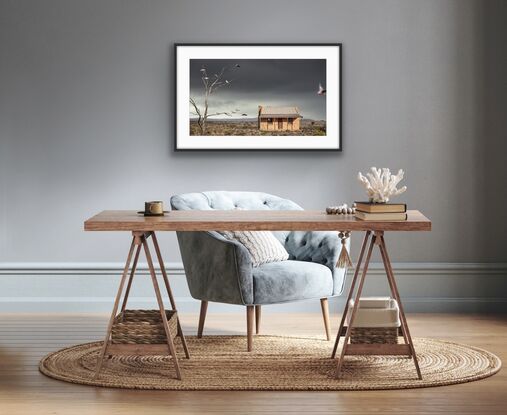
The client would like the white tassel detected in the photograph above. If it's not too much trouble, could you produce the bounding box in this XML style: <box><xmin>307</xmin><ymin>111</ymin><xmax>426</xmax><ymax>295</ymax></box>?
<box><xmin>336</xmin><ymin>231</ymin><xmax>352</xmax><ymax>268</ymax></box>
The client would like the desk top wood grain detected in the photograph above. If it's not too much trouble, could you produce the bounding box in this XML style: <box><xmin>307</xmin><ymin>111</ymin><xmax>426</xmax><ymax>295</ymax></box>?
<box><xmin>84</xmin><ymin>210</ymin><xmax>431</xmax><ymax>232</ymax></box>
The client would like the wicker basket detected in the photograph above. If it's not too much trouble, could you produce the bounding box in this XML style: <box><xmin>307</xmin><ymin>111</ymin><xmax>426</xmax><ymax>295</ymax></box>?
<box><xmin>111</xmin><ymin>309</ymin><xmax>178</xmax><ymax>344</ymax></box>
<box><xmin>350</xmin><ymin>327</ymin><xmax>399</xmax><ymax>344</ymax></box>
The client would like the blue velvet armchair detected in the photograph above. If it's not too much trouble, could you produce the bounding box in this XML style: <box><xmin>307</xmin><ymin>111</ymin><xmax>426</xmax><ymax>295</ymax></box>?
<box><xmin>171</xmin><ymin>191</ymin><xmax>349</xmax><ymax>351</ymax></box>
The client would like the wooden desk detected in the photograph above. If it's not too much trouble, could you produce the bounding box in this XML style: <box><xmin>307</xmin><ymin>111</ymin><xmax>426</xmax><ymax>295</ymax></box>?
<box><xmin>85</xmin><ymin>209</ymin><xmax>431</xmax><ymax>380</ymax></box>
<box><xmin>85</xmin><ymin>209</ymin><xmax>430</xmax><ymax>232</ymax></box>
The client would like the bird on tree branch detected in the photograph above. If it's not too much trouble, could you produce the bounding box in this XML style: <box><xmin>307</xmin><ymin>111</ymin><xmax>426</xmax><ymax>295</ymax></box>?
<box><xmin>190</xmin><ymin>64</ymin><xmax>241</xmax><ymax>135</ymax></box>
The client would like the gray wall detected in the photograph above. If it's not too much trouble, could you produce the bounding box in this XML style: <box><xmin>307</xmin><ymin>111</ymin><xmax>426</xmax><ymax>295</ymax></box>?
<box><xmin>0</xmin><ymin>0</ymin><xmax>506</xmax><ymax>312</ymax></box>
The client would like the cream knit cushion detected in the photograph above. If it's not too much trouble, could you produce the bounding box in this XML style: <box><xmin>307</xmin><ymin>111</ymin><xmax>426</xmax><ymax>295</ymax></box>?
<box><xmin>222</xmin><ymin>231</ymin><xmax>289</xmax><ymax>267</ymax></box>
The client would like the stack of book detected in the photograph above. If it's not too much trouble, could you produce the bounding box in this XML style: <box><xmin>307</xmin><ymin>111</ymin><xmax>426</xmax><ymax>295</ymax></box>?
<box><xmin>354</xmin><ymin>201</ymin><xmax>407</xmax><ymax>221</ymax></box>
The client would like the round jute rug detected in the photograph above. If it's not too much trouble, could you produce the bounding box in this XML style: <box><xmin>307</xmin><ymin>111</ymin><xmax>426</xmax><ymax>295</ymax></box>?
<box><xmin>39</xmin><ymin>335</ymin><xmax>501</xmax><ymax>391</ymax></box>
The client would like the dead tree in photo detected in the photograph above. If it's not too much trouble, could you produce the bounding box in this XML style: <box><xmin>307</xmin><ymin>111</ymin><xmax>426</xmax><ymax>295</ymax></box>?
<box><xmin>190</xmin><ymin>65</ymin><xmax>240</xmax><ymax>135</ymax></box>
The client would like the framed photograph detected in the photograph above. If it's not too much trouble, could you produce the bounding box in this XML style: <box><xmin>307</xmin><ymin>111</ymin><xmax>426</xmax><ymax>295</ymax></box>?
<box><xmin>175</xmin><ymin>43</ymin><xmax>342</xmax><ymax>151</ymax></box>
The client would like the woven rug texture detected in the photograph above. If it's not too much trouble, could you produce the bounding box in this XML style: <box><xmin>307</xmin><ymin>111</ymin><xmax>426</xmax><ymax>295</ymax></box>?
<box><xmin>39</xmin><ymin>335</ymin><xmax>501</xmax><ymax>390</ymax></box>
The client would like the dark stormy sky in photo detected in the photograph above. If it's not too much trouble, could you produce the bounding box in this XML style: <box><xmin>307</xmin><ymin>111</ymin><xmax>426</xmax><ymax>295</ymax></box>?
<box><xmin>189</xmin><ymin>59</ymin><xmax>326</xmax><ymax>120</ymax></box>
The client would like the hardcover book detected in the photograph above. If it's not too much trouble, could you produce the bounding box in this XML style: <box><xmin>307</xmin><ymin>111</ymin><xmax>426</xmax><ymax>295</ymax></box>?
<box><xmin>354</xmin><ymin>211</ymin><xmax>408</xmax><ymax>221</ymax></box>
<box><xmin>354</xmin><ymin>202</ymin><xmax>407</xmax><ymax>213</ymax></box>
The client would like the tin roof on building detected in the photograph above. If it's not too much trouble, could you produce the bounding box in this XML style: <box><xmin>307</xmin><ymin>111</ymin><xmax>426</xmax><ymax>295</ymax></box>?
<box><xmin>258</xmin><ymin>106</ymin><xmax>302</xmax><ymax>118</ymax></box>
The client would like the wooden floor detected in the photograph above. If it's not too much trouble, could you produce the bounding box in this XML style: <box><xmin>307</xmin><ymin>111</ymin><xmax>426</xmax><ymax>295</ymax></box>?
<box><xmin>0</xmin><ymin>312</ymin><xmax>506</xmax><ymax>414</ymax></box>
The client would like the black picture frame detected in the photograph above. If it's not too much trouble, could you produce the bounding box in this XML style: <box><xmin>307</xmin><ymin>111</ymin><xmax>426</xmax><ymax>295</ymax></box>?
<box><xmin>174</xmin><ymin>43</ymin><xmax>342</xmax><ymax>152</ymax></box>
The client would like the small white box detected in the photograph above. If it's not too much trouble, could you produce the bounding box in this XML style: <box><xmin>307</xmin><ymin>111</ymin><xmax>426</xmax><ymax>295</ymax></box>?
<box><xmin>347</xmin><ymin>297</ymin><xmax>400</xmax><ymax>328</ymax></box>
<box><xmin>352</xmin><ymin>296</ymin><xmax>393</xmax><ymax>309</ymax></box>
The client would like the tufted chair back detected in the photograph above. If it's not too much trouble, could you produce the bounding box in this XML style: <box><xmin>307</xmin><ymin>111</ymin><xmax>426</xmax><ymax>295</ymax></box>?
<box><xmin>170</xmin><ymin>191</ymin><xmax>302</xmax><ymax>244</ymax></box>
<box><xmin>170</xmin><ymin>191</ymin><xmax>302</xmax><ymax>211</ymax></box>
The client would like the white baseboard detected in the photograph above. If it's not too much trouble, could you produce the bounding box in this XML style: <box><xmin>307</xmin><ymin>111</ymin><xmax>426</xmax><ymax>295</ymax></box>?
<box><xmin>0</xmin><ymin>262</ymin><xmax>506</xmax><ymax>313</ymax></box>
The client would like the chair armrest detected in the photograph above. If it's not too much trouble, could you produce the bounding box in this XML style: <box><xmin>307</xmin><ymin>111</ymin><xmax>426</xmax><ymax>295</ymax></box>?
<box><xmin>284</xmin><ymin>231</ymin><xmax>349</xmax><ymax>295</ymax></box>
<box><xmin>175</xmin><ymin>231</ymin><xmax>253</xmax><ymax>305</ymax></box>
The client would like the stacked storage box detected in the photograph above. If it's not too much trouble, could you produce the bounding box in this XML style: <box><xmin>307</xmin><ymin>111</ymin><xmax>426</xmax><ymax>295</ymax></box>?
<box><xmin>346</xmin><ymin>297</ymin><xmax>401</xmax><ymax>344</ymax></box>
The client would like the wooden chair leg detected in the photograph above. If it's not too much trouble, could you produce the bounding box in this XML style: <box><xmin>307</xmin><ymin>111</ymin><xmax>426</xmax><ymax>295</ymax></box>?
<box><xmin>197</xmin><ymin>300</ymin><xmax>208</xmax><ymax>338</ymax></box>
<box><xmin>320</xmin><ymin>298</ymin><xmax>331</xmax><ymax>341</ymax></box>
<box><xmin>246</xmin><ymin>305</ymin><xmax>254</xmax><ymax>351</ymax></box>
<box><xmin>255</xmin><ymin>305</ymin><xmax>261</xmax><ymax>335</ymax></box>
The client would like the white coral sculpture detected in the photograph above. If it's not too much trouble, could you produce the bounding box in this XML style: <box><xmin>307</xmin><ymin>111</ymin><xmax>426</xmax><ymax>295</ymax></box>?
<box><xmin>357</xmin><ymin>167</ymin><xmax>407</xmax><ymax>203</ymax></box>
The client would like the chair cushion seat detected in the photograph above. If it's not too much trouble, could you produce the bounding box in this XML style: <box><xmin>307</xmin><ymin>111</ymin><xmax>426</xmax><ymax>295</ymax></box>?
<box><xmin>252</xmin><ymin>260</ymin><xmax>334</xmax><ymax>305</ymax></box>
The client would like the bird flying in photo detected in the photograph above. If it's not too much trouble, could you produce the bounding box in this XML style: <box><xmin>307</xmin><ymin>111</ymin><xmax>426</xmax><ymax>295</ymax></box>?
<box><xmin>317</xmin><ymin>83</ymin><xmax>326</xmax><ymax>95</ymax></box>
